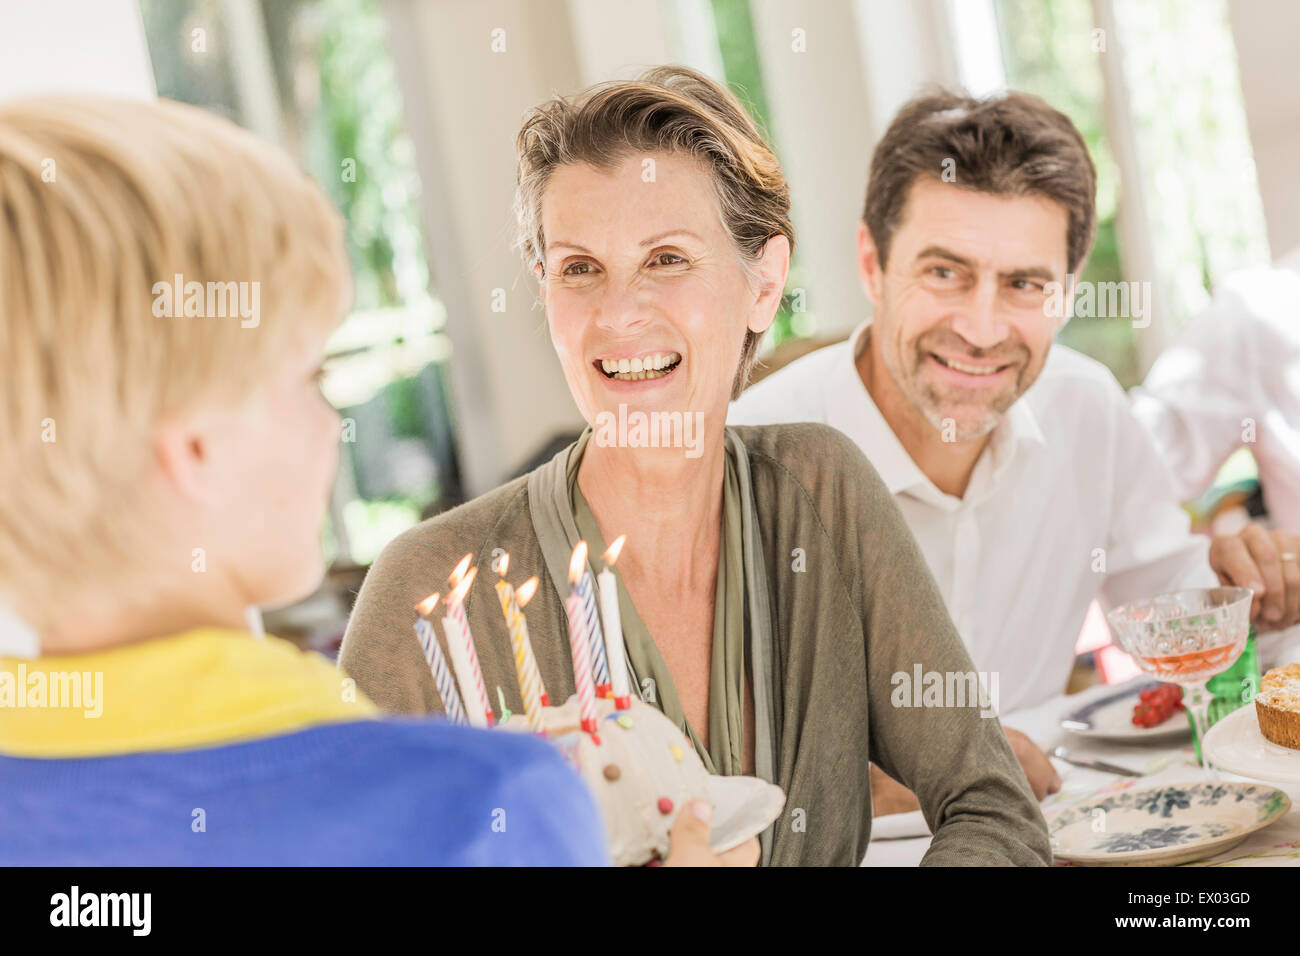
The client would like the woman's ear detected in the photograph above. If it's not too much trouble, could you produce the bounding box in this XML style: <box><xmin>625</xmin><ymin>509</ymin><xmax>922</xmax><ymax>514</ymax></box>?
<box><xmin>746</xmin><ymin>233</ymin><xmax>791</xmax><ymax>336</ymax></box>
<box><xmin>532</xmin><ymin>262</ymin><xmax>548</xmax><ymax>305</ymax></box>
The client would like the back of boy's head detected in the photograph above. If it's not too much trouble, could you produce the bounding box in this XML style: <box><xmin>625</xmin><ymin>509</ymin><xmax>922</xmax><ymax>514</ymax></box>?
<box><xmin>0</xmin><ymin>96</ymin><xmax>350</xmax><ymax>631</ymax></box>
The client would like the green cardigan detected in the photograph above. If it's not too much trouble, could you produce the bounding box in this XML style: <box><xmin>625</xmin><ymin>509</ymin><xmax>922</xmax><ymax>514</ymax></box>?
<box><xmin>338</xmin><ymin>423</ymin><xmax>1052</xmax><ymax>866</ymax></box>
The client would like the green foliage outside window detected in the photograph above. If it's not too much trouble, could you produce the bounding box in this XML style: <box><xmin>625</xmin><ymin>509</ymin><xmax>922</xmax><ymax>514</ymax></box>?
<box><xmin>710</xmin><ymin>0</ymin><xmax>814</xmax><ymax>348</ymax></box>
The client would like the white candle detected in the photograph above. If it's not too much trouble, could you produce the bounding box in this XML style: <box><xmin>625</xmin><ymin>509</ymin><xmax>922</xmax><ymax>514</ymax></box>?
<box><xmin>599</xmin><ymin>534</ymin><xmax>631</xmax><ymax>709</ymax></box>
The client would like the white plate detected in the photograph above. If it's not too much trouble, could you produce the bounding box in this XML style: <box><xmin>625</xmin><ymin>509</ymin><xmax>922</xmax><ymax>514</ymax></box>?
<box><xmin>1203</xmin><ymin>703</ymin><xmax>1300</xmax><ymax>783</ymax></box>
<box><xmin>705</xmin><ymin>774</ymin><xmax>786</xmax><ymax>853</ymax></box>
<box><xmin>1047</xmin><ymin>781</ymin><xmax>1290</xmax><ymax>866</ymax></box>
<box><xmin>1060</xmin><ymin>680</ymin><xmax>1191</xmax><ymax>743</ymax></box>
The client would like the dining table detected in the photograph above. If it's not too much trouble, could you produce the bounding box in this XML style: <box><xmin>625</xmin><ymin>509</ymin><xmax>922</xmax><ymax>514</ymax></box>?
<box><xmin>862</xmin><ymin>674</ymin><xmax>1300</xmax><ymax>866</ymax></box>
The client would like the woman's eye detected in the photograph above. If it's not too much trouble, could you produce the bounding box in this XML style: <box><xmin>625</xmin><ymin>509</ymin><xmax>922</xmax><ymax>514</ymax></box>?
<box><xmin>562</xmin><ymin>261</ymin><xmax>592</xmax><ymax>276</ymax></box>
<box><xmin>653</xmin><ymin>253</ymin><xmax>685</xmax><ymax>266</ymax></box>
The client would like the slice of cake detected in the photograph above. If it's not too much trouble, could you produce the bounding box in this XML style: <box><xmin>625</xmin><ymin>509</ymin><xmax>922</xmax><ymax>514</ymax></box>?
<box><xmin>1255</xmin><ymin>663</ymin><xmax>1300</xmax><ymax>750</ymax></box>
<box><xmin>502</xmin><ymin>695</ymin><xmax>784</xmax><ymax>866</ymax></box>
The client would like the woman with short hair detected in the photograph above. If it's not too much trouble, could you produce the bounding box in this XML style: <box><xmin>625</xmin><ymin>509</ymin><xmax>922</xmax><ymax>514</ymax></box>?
<box><xmin>340</xmin><ymin>66</ymin><xmax>1051</xmax><ymax>866</ymax></box>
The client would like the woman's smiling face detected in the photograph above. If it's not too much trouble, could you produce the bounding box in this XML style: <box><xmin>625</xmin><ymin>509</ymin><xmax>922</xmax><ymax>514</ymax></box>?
<box><xmin>538</xmin><ymin>151</ymin><xmax>775</xmax><ymax>433</ymax></box>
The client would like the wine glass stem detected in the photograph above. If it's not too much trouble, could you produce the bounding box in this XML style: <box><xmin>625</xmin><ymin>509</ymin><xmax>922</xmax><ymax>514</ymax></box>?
<box><xmin>1183</xmin><ymin>679</ymin><xmax>1219</xmax><ymax>779</ymax></box>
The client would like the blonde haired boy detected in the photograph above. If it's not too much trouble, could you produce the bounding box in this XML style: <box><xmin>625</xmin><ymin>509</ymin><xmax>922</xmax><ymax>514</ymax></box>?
<box><xmin>0</xmin><ymin>96</ymin><xmax>618</xmax><ymax>865</ymax></box>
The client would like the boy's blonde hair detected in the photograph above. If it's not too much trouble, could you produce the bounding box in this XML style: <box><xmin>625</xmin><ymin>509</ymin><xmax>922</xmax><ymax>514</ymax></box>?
<box><xmin>0</xmin><ymin>97</ymin><xmax>349</xmax><ymax>630</ymax></box>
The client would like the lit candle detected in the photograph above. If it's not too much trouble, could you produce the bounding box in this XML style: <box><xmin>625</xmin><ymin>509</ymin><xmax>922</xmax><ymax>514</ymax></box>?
<box><xmin>567</xmin><ymin>546</ymin><xmax>600</xmax><ymax>737</ymax></box>
<box><xmin>598</xmin><ymin>535</ymin><xmax>632</xmax><ymax>709</ymax></box>
<box><xmin>413</xmin><ymin>593</ymin><xmax>468</xmax><ymax>725</ymax></box>
<box><xmin>570</xmin><ymin>541</ymin><xmax>612</xmax><ymax>697</ymax></box>
<box><xmin>495</xmin><ymin>555</ymin><xmax>546</xmax><ymax>733</ymax></box>
<box><xmin>513</xmin><ymin>576</ymin><xmax>549</xmax><ymax>706</ymax></box>
<box><xmin>443</xmin><ymin>558</ymin><xmax>494</xmax><ymax>728</ymax></box>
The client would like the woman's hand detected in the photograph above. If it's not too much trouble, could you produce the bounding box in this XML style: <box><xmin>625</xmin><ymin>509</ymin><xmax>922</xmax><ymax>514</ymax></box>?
<box><xmin>869</xmin><ymin>763</ymin><xmax>921</xmax><ymax>815</ymax></box>
<box><xmin>661</xmin><ymin>799</ymin><xmax>759</xmax><ymax>866</ymax></box>
<box><xmin>1003</xmin><ymin>727</ymin><xmax>1061</xmax><ymax>800</ymax></box>
<box><xmin>870</xmin><ymin>727</ymin><xmax>1060</xmax><ymax>814</ymax></box>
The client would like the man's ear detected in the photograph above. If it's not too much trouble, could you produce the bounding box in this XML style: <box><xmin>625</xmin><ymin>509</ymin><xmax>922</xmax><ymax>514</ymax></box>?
<box><xmin>857</xmin><ymin>222</ymin><xmax>884</xmax><ymax>308</ymax></box>
<box><xmin>746</xmin><ymin>233</ymin><xmax>791</xmax><ymax>336</ymax></box>
<box><xmin>152</xmin><ymin>416</ymin><xmax>212</xmax><ymax>505</ymax></box>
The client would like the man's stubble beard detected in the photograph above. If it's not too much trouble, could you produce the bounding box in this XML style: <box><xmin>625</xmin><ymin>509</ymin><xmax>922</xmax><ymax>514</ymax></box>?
<box><xmin>878</xmin><ymin>322</ymin><xmax>1029</xmax><ymax>443</ymax></box>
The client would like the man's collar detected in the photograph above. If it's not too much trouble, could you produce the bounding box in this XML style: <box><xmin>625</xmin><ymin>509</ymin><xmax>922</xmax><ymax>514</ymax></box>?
<box><xmin>826</xmin><ymin>320</ymin><xmax>1045</xmax><ymax>501</ymax></box>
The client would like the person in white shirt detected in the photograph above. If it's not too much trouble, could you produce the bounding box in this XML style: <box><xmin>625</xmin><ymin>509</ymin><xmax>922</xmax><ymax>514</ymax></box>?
<box><xmin>1131</xmin><ymin>249</ymin><xmax>1300</xmax><ymax>655</ymax></box>
<box><xmin>730</xmin><ymin>89</ymin><xmax>1300</xmax><ymax>814</ymax></box>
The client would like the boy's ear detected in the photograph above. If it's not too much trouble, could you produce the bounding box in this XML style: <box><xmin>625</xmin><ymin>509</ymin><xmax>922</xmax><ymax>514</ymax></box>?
<box><xmin>152</xmin><ymin>416</ymin><xmax>211</xmax><ymax>504</ymax></box>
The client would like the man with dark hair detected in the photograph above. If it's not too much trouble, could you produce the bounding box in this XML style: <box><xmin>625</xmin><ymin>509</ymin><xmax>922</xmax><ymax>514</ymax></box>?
<box><xmin>731</xmin><ymin>89</ymin><xmax>1300</xmax><ymax>817</ymax></box>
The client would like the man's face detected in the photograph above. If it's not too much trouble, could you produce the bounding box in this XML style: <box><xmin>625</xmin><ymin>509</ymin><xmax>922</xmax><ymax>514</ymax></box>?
<box><xmin>859</xmin><ymin>177</ymin><xmax>1070</xmax><ymax>440</ymax></box>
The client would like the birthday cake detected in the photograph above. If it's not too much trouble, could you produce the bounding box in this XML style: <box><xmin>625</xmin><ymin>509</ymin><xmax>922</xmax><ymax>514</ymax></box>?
<box><xmin>502</xmin><ymin>695</ymin><xmax>784</xmax><ymax>866</ymax></box>
<box><xmin>1255</xmin><ymin>663</ymin><xmax>1300</xmax><ymax>750</ymax></box>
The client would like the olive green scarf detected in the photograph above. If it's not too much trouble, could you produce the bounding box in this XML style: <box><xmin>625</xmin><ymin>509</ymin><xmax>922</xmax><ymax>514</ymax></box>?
<box><xmin>526</xmin><ymin>426</ymin><xmax>777</xmax><ymax>863</ymax></box>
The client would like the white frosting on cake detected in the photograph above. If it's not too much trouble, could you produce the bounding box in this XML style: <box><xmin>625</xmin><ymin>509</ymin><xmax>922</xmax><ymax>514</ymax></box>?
<box><xmin>503</xmin><ymin>695</ymin><xmax>711</xmax><ymax>866</ymax></box>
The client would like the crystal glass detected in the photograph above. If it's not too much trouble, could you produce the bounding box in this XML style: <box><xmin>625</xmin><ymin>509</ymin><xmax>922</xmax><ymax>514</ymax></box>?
<box><xmin>1106</xmin><ymin>587</ymin><xmax>1254</xmax><ymax>771</ymax></box>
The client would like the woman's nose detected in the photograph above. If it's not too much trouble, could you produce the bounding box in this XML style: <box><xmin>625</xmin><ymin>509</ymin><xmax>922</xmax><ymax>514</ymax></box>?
<box><xmin>595</xmin><ymin>281</ymin><xmax>654</xmax><ymax>336</ymax></box>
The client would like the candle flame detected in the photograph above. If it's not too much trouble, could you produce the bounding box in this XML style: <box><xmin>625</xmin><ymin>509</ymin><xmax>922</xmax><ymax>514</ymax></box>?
<box><xmin>602</xmin><ymin>534</ymin><xmax>627</xmax><ymax>567</ymax></box>
<box><xmin>448</xmin><ymin>553</ymin><xmax>473</xmax><ymax>587</ymax></box>
<box><xmin>414</xmin><ymin>592</ymin><xmax>440</xmax><ymax>616</ymax></box>
<box><xmin>568</xmin><ymin>541</ymin><xmax>588</xmax><ymax>585</ymax></box>
<box><xmin>450</xmin><ymin>566</ymin><xmax>477</xmax><ymax>604</ymax></box>
<box><xmin>516</xmin><ymin>576</ymin><xmax>540</xmax><ymax>608</ymax></box>
<box><xmin>497</xmin><ymin>553</ymin><xmax>510</xmax><ymax>577</ymax></box>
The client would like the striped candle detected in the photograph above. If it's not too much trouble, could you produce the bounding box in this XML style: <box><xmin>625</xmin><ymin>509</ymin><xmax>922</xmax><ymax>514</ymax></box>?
<box><xmin>413</xmin><ymin>602</ymin><xmax>467</xmax><ymax>725</ymax></box>
<box><xmin>496</xmin><ymin>572</ymin><xmax>545</xmax><ymax>733</ymax></box>
<box><xmin>443</xmin><ymin>567</ymin><xmax>494</xmax><ymax>728</ymax></box>
<box><xmin>566</xmin><ymin>542</ymin><xmax>611</xmax><ymax>697</ymax></box>
<box><xmin>576</xmin><ymin>568</ymin><xmax>612</xmax><ymax>697</ymax></box>
<box><xmin>564</xmin><ymin>589</ymin><xmax>599</xmax><ymax>736</ymax></box>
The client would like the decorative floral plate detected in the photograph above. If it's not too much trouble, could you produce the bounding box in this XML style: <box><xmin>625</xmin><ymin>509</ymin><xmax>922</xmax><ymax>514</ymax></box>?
<box><xmin>1047</xmin><ymin>781</ymin><xmax>1290</xmax><ymax>866</ymax></box>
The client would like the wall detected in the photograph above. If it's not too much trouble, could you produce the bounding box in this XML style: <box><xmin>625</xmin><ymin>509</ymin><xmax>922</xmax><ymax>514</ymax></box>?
<box><xmin>0</xmin><ymin>0</ymin><xmax>154</xmax><ymax>103</ymax></box>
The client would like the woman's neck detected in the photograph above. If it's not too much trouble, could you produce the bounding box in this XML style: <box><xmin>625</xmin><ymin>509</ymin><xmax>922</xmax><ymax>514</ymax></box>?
<box><xmin>577</xmin><ymin>433</ymin><xmax>726</xmax><ymax>587</ymax></box>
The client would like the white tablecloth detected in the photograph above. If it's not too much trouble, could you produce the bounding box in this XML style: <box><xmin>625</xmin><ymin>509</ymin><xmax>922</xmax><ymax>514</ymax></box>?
<box><xmin>862</xmin><ymin>677</ymin><xmax>1300</xmax><ymax>866</ymax></box>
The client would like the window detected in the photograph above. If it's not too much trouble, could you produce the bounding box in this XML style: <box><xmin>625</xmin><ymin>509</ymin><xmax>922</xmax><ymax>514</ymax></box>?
<box><xmin>991</xmin><ymin>0</ymin><xmax>1269</xmax><ymax>387</ymax></box>
<box><xmin>139</xmin><ymin>0</ymin><xmax>460</xmax><ymax>568</ymax></box>
<box><xmin>665</xmin><ymin>0</ymin><xmax>816</xmax><ymax>349</ymax></box>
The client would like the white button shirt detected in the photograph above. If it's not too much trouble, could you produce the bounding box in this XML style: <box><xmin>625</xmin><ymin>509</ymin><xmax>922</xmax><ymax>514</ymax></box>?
<box><xmin>730</xmin><ymin>322</ymin><xmax>1215</xmax><ymax>714</ymax></box>
<box><xmin>1131</xmin><ymin>249</ymin><xmax>1300</xmax><ymax>533</ymax></box>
